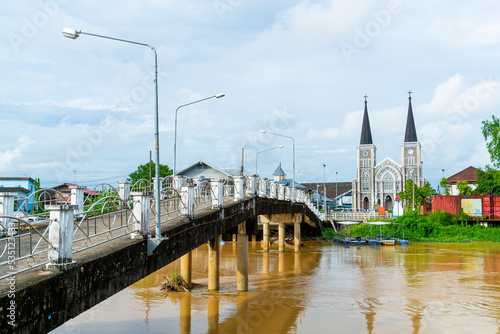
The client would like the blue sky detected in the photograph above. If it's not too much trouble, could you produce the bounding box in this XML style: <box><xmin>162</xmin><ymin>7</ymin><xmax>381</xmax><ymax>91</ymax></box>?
<box><xmin>1</xmin><ymin>0</ymin><xmax>499</xmax><ymax>188</ymax></box>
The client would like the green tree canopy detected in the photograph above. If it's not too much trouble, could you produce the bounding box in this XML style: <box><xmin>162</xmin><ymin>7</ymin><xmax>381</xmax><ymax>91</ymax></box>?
<box><xmin>474</xmin><ymin>167</ymin><xmax>500</xmax><ymax>195</ymax></box>
<box><xmin>482</xmin><ymin>115</ymin><xmax>500</xmax><ymax>168</ymax></box>
<box><xmin>456</xmin><ymin>181</ymin><xmax>473</xmax><ymax>195</ymax></box>
<box><xmin>439</xmin><ymin>177</ymin><xmax>450</xmax><ymax>195</ymax></box>
<box><xmin>128</xmin><ymin>162</ymin><xmax>172</xmax><ymax>185</ymax></box>
<box><xmin>399</xmin><ymin>179</ymin><xmax>437</xmax><ymax>207</ymax></box>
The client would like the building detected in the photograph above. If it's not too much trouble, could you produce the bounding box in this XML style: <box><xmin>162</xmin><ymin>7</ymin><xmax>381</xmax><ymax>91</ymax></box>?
<box><xmin>301</xmin><ymin>182</ymin><xmax>352</xmax><ymax>210</ymax></box>
<box><xmin>352</xmin><ymin>93</ymin><xmax>425</xmax><ymax>211</ymax></box>
<box><xmin>176</xmin><ymin>160</ymin><xmax>240</xmax><ymax>179</ymax></box>
<box><xmin>0</xmin><ymin>177</ymin><xmax>37</xmax><ymax>211</ymax></box>
<box><xmin>446</xmin><ymin>166</ymin><xmax>478</xmax><ymax>195</ymax></box>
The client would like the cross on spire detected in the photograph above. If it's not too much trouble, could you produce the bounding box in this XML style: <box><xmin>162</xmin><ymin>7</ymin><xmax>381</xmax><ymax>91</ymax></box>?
<box><xmin>408</xmin><ymin>90</ymin><xmax>412</xmax><ymax>98</ymax></box>
<box><xmin>364</xmin><ymin>94</ymin><xmax>368</xmax><ymax>102</ymax></box>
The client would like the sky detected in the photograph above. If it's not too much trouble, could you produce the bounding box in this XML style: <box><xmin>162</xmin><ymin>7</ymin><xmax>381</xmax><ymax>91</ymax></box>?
<box><xmin>1</xmin><ymin>0</ymin><xmax>499</xmax><ymax>189</ymax></box>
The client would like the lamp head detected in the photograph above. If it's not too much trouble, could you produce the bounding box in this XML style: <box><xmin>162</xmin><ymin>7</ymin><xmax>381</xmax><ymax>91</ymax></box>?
<box><xmin>215</xmin><ymin>93</ymin><xmax>225</xmax><ymax>98</ymax></box>
<box><xmin>278</xmin><ymin>145</ymin><xmax>284</xmax><ymax>148</ymax></box>
<box><xmin>259</xmin><ymin>130</ymin><xmax>267</xmax><ymax>134</ymax></box>
<box><xmin>62</xmin><ymin>27</ymin><xmax>79</xmax><ymax>39</ymax></box>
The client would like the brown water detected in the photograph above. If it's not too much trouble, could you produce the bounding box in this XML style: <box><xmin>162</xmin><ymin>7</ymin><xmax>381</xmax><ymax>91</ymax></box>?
<box><xmin>52</xmin><ymin>241</ymin><xmax>500</xmax><ymax>333</ymax></box>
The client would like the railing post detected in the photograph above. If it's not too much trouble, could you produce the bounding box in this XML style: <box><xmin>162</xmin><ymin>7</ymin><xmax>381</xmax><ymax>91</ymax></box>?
<box><xmin>210</xmin><ymin>179</ymin><xmax>224</xmax><ymax>208</ymax></box>
<box><xmin>69</xmin><ymin>185</ymin><xmax>85</xmax><ymax>217</ymax></box>
<box><xmin>180</xmin><ymin>184</ymin><xmax>195</xmax><ymax>219</ymax></box>
<box><xmin>233</xmin><ymin>176</ymin><xmax>244</xmax><ymax>201</ymax></box>
<box><xmin>258</xmin><ymin>178</ymin><xmax>268</xmax><ymax>197</ymax></box>
<box><xmin>246</xmin><ymin>175</ymin><xmax>257</xmax><ymax>196</ymax></box>
<box><xmin>131</xmin><ymin>191</ymin><xmax>152</xmax><ymax>239</ymax></box>
<box><xmin>270</xmin><ymin>181</ymin><xmax>277</xmax><ymax>199</ymax></box>
<box><xmin>0</xmin><ymin>193</ymin><xmax>15</xmax><ymax>235</ymax></box>
<box><xmin>285</xmin><ymin>186</ymin><xmax>291</xmax><ymax>201</ymax></box>
<box><xmin>173</xmin><ymin>175</ymin><xmax>185</xmax><ymax>193</ymax></box>
<box><xmin>277</xmin><ymin>183</ymin><xmax>285</xmax><ymax>200</ymax></box>
<box><xmin>46</xmin><ymin>204</ymin><xmax>78</xmax><ymax>271</ymax></box>
<box><xmin>118</xmin><ymin>180</ymin><xmax>131</xmax><ymax>202</ymax></box>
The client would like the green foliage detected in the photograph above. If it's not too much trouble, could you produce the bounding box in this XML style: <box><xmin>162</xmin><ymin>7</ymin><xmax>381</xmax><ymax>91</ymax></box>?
<box><xmin>128</xmin><ymin>161</ymin><xmax>172</xmax><ymax>185</ymax></box>
<box><xmin>399</xmin><ymin>179</ymin><xmax>437</xmax><ymax>207</ymax></box>
<box><xmin>482</xmin><ymin>115</ymin><xmax>500</xmax><ymax>168</ymax></box>
<box><xmin>474</xmin><ymin>167</ymin><xmax>500</xmax><ymax>195</ymax></box>
<box><xmin>440</xmin><ymin>177</ymin><xmax>450</xmax><ymax>195</ymax></box>
<box><xmin>344</xmin><ymin>211</ymin><xmax>500</xmax><ymax>242</ymax></box>
<box><xmin>456</xmin><ymin>181</ymin><xmax>473</xmax><ymax>195</ymax></box>
<box><xmin>170</xmin><ymin>271</ymin><xmax>180</xmax><ymax>284</ymax></box>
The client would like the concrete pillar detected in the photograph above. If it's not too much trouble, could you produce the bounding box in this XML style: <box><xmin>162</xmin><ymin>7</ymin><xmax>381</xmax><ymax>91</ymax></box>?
<box><xmin>246</xmin><ymin>174</ymin><xmax>258</xmax><ymax>196</ymax></box>
<box><xmin>180</xmin><ymin>184</ymin><xmax>195</xmax><ymax>219</ymax></box>
<box><xmin>258</xmin><ymin>178</ymin><xmax>268</xmax><ymax>197</ymax></box>
<box><xmin>237</xmin><ymin>222</ymin><xmax>248</xmax><ymax>292</ymax></box>
<box><xmin>294</xmin><ymin>222</ymin><xmax>301</xmax><ymax>253</ymax></box>
<box><xmin>260</xmin><ymin>215</ymin><xmax>270</xmax><ymax>252</ymax></box>
<box><xmin>278</xmin><ymin>222</ymin><xmax>285</xmax><ymax>253</ymax></box>
<box><xmin>278</xmin><ymin>183</ymin><xmax>285</xmax><ymax>200</ymax></box>
<box><xmin>0</xmin><ymin>192</ymin><xmax>15</xmax><ymax>233</ymax></box>
<box><xmin>270</xmin><ymin>181</ymin><xmax>277</xmax><ymax>199</ymax></box>
<box><xmin>131</xmin><ymin>191</ymin><xmax>152</xmax><ymax>238</ymax></box>
<box><xmin>46</xmin><ymin>205</ymin><xmax>78</xmax><ymax>270</ymax></box>
<box><xmin>210</xmin><ymin>179</ymin><xmax>224</xmax><ymax>208</ymax></box>
<box><xmin>173</xmin><ymin>175</ymin><xmax>185</xmax><ymax>193</ymax></box>
<box><xmin>232</xmin><ymin>234</ymin><xmax>237</xmax><ymax>242</ymax></box>
<box><xmin>118</xmin><ymin>181</ymin><xmax>131</xmax><ymax>203</ymax></box>
<box><xmin>70</xmin><ymin>185</ymin><xmax>85</xmax><ymax>217</ymax></box>
<box><xmin>252</xmin><ymin>234</ymin><xmax>257</xmax><ymax>243</ymax></box>
<box><xmin>179</xmin><ymin>294</ymin><xmax>192</xmax><ymax>334</ymax></box>
<box><xmin>181</xmin><ymin>252</ymin><xmax>192</xmax><ymax>289</ymax></box>
<box><xmin>208</xmin><ymin>236</ymin><xmax>220</xmax><ymax>291</ymax></box>
<box><xmin>207</xmin><ymin>296</ymin><xmax>219</xmax><ymax>332</ymax></box>
<box><xmin>233</xmin><ymin>176</ymin><xmax>244</xmax><ymax>201</ymax></box>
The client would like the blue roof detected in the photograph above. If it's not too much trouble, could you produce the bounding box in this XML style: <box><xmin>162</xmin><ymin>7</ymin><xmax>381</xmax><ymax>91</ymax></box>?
<box><xmin>273</xmin><ymin>165</ymin><xmax>286</xmax><ymax>176</ymax></box>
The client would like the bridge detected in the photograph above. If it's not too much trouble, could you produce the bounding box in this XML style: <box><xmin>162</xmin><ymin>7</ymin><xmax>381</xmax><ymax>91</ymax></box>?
<box><xmin>0</xmin><ymin>175</ymin><xmax>323</xmax><ymax>333</ymax></box>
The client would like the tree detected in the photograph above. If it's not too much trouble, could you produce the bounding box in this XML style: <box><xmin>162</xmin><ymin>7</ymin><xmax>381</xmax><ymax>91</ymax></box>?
<box><xmin>128</xmin><ymin>162</ymin><xmax>172</xmax><ymax>185</ymax></box>
<box><xmin>399</xmin><ymin>179</ymin><xmax>437</xmax><ymax>208</ymax></box>
<box><xmin>456</xmin><ymin>181</ymin><xmax>473</xmax><ymax>195</ymax></box>
<box><xmin>439</xmin><ymin>177</ymin><xmax>450</xmax><ymax>195</ymax></box>
<box><xmin>482</xmin><ymin>115</ymin><xmax>500</xmax><ymax>168</ymax></box>
<box><xmin>474</xmin><ymin>167</ymin><xmax>500</xmax><ymax>195</ymax></box>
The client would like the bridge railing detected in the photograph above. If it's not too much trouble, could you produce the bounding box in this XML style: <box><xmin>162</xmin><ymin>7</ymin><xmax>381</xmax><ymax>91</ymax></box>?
<box><xmin>327</xmin><ymin>211</ymin><xmax>393</xmax><ymax>221</ymax></box>
<box><xmin>0</xmin><ymin>174</ymin><xmax>318</xmax><ymax>280</ymax></box>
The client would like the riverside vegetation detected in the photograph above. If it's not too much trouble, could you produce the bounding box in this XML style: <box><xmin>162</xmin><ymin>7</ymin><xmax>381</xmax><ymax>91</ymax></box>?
<box><xmin>323</xmin><ymin>211</ymin><xmax>500</xmax><ymax>243</ymax></box>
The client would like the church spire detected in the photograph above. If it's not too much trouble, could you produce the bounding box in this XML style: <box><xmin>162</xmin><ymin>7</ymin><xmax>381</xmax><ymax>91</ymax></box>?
<box><xmin>404</xmin><ymin>91</ymin><xmax>418</xmax><ymax>142</ymax></box>
<box><xmin>360</xmin><ymin>95</ymin><xmax>373</xmax><ymax>145</ymax></box>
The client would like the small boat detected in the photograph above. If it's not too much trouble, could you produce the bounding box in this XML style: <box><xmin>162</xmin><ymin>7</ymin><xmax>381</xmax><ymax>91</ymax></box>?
<box><xmin>366</xmin><ymin>239</ymin><xmax>381</xmax><ymax>245</ymax></box>
<box><xmin>376</xmin><ymin>234</ymin><xmax>396</xmax><ymax>246</ymax></box>
<box><xmin>343</xmin><ymin>236</ymin><xmax>367</xmax><ymax>246</ymax></box>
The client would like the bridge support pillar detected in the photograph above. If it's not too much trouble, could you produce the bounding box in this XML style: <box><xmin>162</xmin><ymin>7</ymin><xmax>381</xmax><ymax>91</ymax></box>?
<box><xmin>237</xmin><ymin>222</ymin><xmax>248</xmax><ymax>292</ymax></box>
<box><xmin>294</xmin><ymin>222</ymin><xmax>301</xmax><ymax>253</ymax></box>
<box><xmin>278</xmin><ymin>222</ymin><xmax>285</xmax><ymax>253</ymax></box>
<box><xmin>181</xmin><ymin>251</ymin><xmax>192</xmax><ymax>289</ymax></box>
<box><xmin>131</xmin><ymin>191</ymin><xmax>152</xmax><ymax>239</ymax></box>
<box><xmin>46</xmin><ymin>205</ymin><xmax>78</xmax><ymax>271</ymax></box>
<box><xmin>259</xmin><ymin>215</ymin><xmax>271</xmax><ymax>252</ymax></box>
<box><xmin>208</xmin><ymin>236</ymin><xmax>220</xmax><ymax>291</ymax></box>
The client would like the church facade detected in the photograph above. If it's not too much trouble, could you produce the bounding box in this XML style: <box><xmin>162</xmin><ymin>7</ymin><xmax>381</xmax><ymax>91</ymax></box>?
<box><xmin>352</xmin><ymin>94</ymin><xmax>425</xmax><ymax>211</ymax></box>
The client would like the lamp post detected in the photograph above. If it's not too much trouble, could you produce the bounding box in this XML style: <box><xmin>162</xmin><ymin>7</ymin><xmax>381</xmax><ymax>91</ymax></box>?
<box><xmin>256</xmin><ymin>146</ymin><xmax>284</xmax><ymax>175</ymax></box>
<box><xmin>260</xmin><ymin>130</ymin><xmax>295</xmax><ymax>203</ymax></box>
<box><xmin>323</xmin><ymin>164</ymin><xmax>327</xmax><ymax>215</ymax></box>
<box><xmin>173</xmin><ymin>94</ymin><xmax>225</xmax><ymax>176</ymax></box>
<box><xmin>296</xmin><ymin>170</ymin><xmax>319</xmax><ymax>209</ymax></box>
<box><xmin>335</xmin><ymin>171</ymin><xmax>338</xmax><ymax>209</ymax></box>
<box><xmin>62</xmin><ymin>28</ymin><xmax>164</xmax><ymax>241</ymax></box>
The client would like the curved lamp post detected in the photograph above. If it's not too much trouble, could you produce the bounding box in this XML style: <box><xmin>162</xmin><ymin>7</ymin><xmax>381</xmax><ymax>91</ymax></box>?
<box><xmin>255</xmin><ymin>145</ymin><xmax>284</xmax><ymax>175</ymax></box>
<box><xmin>173</xmin><ymin>94</ymin><xmax>225</xmax><ymax>176</ymax></box>
<box><xmin>259</xmin><ymin>130</ymin><xmax>295</xmax><ymax>203</ymax></box>
<box><xmin>296</xmin><ymin>170</ymin><xmax>319</xmax><ymax>209</ymax></box>
<box><xmin>62</xmin><ymin>28</ymin><xmax>164</xmax><ymax>243</ymax></box>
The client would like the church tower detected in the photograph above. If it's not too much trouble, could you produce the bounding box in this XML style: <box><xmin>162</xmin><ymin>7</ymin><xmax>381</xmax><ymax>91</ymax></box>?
<box><xmin>401</xmin><ymin>91</ymin><xmax>423</xmax><ymax>187</ymax></box>
<box><xmin>353</xmin><ymin>96</ymin><xmax>376</xmax><ymax>211</ymax></box>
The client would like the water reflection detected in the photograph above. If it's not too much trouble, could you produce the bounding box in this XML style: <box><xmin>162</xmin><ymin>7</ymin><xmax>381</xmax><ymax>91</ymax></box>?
<box><xmin>52</xmin><ymin>241</ymin><xmax>500</xmax><ymax>334</ymax></box>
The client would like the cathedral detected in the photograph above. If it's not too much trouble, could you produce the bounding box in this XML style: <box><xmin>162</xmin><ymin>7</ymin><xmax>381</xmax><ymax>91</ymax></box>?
<box><xmin>352</xmin><ymin>93</ymin><xmax>425</xmax><ymax>211</ymax></box>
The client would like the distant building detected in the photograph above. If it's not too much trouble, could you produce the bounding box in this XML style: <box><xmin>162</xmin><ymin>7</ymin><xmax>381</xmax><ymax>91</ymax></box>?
<box><xmin>446</xmin><ymin>166</ymin><xmax>478</xmax><ymax>195</ymax></box>
<box><xmin>0</xmin><ymin>177</ymin><xmax>36</xmax><ymax>211</ymax></box>
<box><xmin>176</xmin><ymin>160</ymin><xmax>240</xmax><ymax>180</ymax></box>
<box><xmin>50</xmin><ymin>183</ymin><xmax>99</xmax><ymax>203</ymax></box>
<box><xmin>301</xmin><ymin>182</ymin><xmax>352</xmax><ymax>210</ymax></box>
<box><xmin>352</xmin><ymin>94</ymin><xmax>426</xmax><ymax>211</ymax></box>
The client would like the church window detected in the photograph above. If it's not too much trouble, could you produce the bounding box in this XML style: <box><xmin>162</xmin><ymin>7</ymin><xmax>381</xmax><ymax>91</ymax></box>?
<box><xmin>383</xmin><ymin>173</ymin><xmax>394</xmax><ymax>192</ymax></box>
<box><xmin>362</xmin><ymin>171</ymin><xmax>370</xmax><ymax>191</ymax></box>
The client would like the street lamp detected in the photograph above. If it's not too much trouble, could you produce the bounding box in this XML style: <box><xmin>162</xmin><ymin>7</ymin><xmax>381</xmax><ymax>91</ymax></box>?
<box><xmin>256</xmin><ymin>146</ymin><xmax>284</xmax><ymax>175</ymax></box>
<box><xmin>296</xmin><ymin>170</ymin><xmax>319</xmax><ymax>210</ymax></box>
<box><xmin>323</xmin><ymin>164</ymin><xmax>327</xmax><ymax>215</ymax></box>
<box><xmin>260</xmin><ymin>130</ymin><xmax>295</xmax><ymax>203</ymax></box>
<box><xmin>62</xmin><ymin>28</ymin><xmax>163</xmax><ymax>242</ymax></box>
<box><xmin>173</xmin><ymin>94</ymin><xmax>225</xmax><ymax>176</ymax></box>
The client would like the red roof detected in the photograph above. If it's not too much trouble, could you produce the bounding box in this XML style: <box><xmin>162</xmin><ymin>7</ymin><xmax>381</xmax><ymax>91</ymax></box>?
<box><xmin>447</xmin><ymin>166</ymin><xmax>478</xmax><ymax>183</ymax></box>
